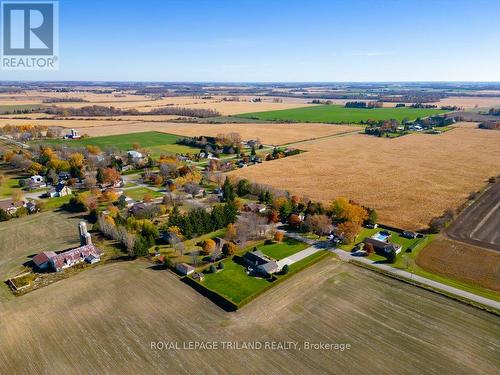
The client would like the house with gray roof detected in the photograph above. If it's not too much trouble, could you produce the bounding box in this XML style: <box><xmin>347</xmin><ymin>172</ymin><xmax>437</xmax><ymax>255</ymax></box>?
<box><xmin>243</xmin><ymin>250</ymin><xmax>280</xmax><ymax>276</ymax></box>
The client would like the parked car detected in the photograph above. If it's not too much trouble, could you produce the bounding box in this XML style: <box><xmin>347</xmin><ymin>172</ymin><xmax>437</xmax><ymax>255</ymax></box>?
<box><xmin>401</xmin><ymin>231</ymin><xmax>417</xmax><ymax>239</ymax></box>
<box><xmin>352</xmin><ymin>250</ymin><xmax>368</xmax><ymax>257</ymax></box>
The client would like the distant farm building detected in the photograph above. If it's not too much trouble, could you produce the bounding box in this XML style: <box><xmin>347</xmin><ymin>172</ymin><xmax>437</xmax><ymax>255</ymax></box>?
<box><xmin>32</xmin><ymin>222</ymin><xmax>102</xmax><ymax>272</ymax></box>
<box><xmin>176</xmin><ymin>263</ymin><xmax>195</xmax><ymax>275</ymax></box>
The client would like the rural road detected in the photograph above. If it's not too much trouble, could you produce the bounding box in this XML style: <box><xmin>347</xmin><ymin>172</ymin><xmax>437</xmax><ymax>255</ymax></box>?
<box><xmin>284</xmin><ymin>231</ymin><xmax>500</xmax><ymax>312</ymax></box>
<box><xmin>446</xmin><ymin>181</ymin><xmax>500</xmax><ymax>251</ymax></box>
<box><xmin>0</xmin><ymin>191</ymin><xmax>45</xmax><ymax>202</ymax></box>
<box><xmin>331</xmin><ymin>248</ymin><xmax>500</xmax><ymax>311</ymax></box>
<box><xmin>283</xmin><ymin>128</ymin><xmax>362</xmax><ymax>147</ymax></box>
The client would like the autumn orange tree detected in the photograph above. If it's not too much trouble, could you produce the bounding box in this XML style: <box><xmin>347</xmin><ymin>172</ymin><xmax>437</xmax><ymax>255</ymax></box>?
<box><xmin>268</xmin><ymin>209</ymin><xmax>279</xmax><ymax>223</ymax></box>
<box><xmin>201</xmin><ymin>239</ymin><xmax>216</xmax><ymax>255</ymax></box>
<box><xmin>288</xmin><ymin>214</ymin><xmax>302</xmax><ymax>228</ymax></box>
<box><xmin>103</xmin><ymin>168</ymin><xmax>121</xmax><ymax>185</ymax></box>
<box><xmin>274</xmin><ymin>231</ymin><xmax>284</xmax><ymax>242</ymax></box>
<box><xmin>226</xmin><ymin>223</ymin><xmax>237</xmax><ymax>241</ymax></box>
<box><xmin>222</xmin><ymin>242</ymin><xmax>237</xmax><ymax>257</ymax></box>
<box><xmin>365</xmin><ymin>243</ymin><xmax>375</xmax><ymax>255</ymax></box>
<box><xmin>335</xmin><ymin>221</ymin><xmax>361</xmax><ymax>244</ymax></box>
<box><xmin>330</xmin><ymin>197</ymin><xmax>368</xmax><ymax>226</ymax></box>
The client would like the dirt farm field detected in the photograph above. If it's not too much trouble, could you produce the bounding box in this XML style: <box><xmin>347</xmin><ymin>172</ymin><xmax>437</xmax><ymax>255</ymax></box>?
<box><xmin>446</xmin><ymin>181</ymin><xmax>500</xmax><ymax>251</ymax></box>
<box><xmin>0</xmin><ymin>257</ymin><xmax>498</xmax><ymax>375</ymax></box>
<box><xmin>416</xmin><ymin>237</ymin><xmax>500</xmax><ymax>292</ymax></box>
<box><xmin>431</xmin><ymin>96</ymin><xmax>500</xmax><ymax>109</ymax></box>
<box><xmin>67</xmin><ymin>122</ymin><xmax>361</xmax><ymax>145</ymax></box>
<box><xmin>230</xmin><ymin>123</ymin><xmax>500</xmax><ymax>230</ymax></box>
<box><xmin>0</xmin><ymin>211</ymin><xmax>83</xmax><ymax>302</ymax></box>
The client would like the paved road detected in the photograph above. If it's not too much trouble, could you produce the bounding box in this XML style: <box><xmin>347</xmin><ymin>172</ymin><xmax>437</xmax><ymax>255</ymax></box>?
<box><xmin>276</xmin><ymin>245</ymin><xmax>324</xmax><ymax>269</ymax></box>
<box><xmin>447</xmin><ymin>181</ymin><xmax>500</xmax><ymax>251</ymax></box>
<box><xmin>331</xmin><ymin>248</ymin><xmax>500</xmax><ymax>311</ymax></box>
<box><xmin>284</xmin><ymin>231</ymin><xmax>500</xmax><ymax>311</ymax></box>
<box><xmin>0</xmin><ymin>190</ymin><xmax>45</xmax><ymax>202</ymax></box>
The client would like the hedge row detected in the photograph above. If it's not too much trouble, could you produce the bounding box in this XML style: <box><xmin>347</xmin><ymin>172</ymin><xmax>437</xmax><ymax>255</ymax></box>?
<box><xmin>184</xmin><ymin>251</ymin><xmax>331</xmax><ymax>311</ymax></box>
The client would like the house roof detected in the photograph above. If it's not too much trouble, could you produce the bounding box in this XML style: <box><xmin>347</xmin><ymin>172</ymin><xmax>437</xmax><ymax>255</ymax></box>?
<box><xmin>55</xmin><ymin>183</ymin><xmax>69</xmax><ymax>192</ymax></box>
<box><xmin>130</xmin><ymin>202</ymin><xmax>151</xmax><ymax>213</ymax></box>
<box><xmin>0</xmin><ymin>199</ymin><xmax>24</xmax><ymax>211</ymax></box>
<box><xmin>244</xmin><ymin>202</ymin><xmax>266</xmax><ymax>212</ymax></box>
<box><xmin>176</xmin><ymin>263</ymin><xmax>195</xmax><ymax>274</ymax></box>
<box><xmin>243</xmin><ymin>250</ymin><xmax>273</xmax><ymax>266</ymax></box>
<box><xmin>32</xmin><ymin>251</ymin><xmax>57</xmax><ymax>267</ymax></box>
<box><xmin>259</xmin><ymin>261</ymin><xmax>279</xmax><ymax>273</ymax></box>
<box><xmin>51</xmin><ymin>244</ymin><xmax>102</xmax><ymax>270</ymax></box>
<box><xmin>213</xmin><ymin>237</ymin><xmax>227</xmax><ymax>248</ymax></box>
<box><xmin>363</xmin><ymin>237</ymin><xmax>401</xmax><ymax>252</ymax></box>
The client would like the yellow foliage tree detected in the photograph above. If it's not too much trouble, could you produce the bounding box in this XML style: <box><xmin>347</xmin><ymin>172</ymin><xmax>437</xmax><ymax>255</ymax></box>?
<box><xmin>201</xmin><ymin>239</ymin><xmax>216</xmax><ymax>255</ymax></box>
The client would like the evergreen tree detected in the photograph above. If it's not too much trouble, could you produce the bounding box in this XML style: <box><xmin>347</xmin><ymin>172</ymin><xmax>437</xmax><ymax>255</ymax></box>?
<box><xmin>133</xmin><ymin>235</ymin><xmax>150</xmax><ymax>257</ymax></box>
<box><xmin>223</xmin><ymin>201</ymin><xmax>238</xmax><ymax>224</ymax></box>
<box><xmin>222</xmin><ymin>177</ymin><xmax>235</xmax><ymax>202</ymax></box>
<box><xmin>96</xmin><ymin>168</ymin><xmax>104</xmax><ymax>184</ymax></box>
<box><xmin>236</xmin><ymin>179</ymin><xmax>251</xmax><ymax>197</ymax></box>
<box><xmin>0</xmin><ymin>209</ymin><xmax>10</xmax><ymax>222</ymax></box>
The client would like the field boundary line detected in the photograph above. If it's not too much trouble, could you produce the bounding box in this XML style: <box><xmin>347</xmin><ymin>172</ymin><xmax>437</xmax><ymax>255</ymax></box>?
<box><xmin>347</xmin><ymin>259</ymin><xmax>500</xmax><ymax>316</ymax></box>
<box><xmin>281</xmin><ymin>127</ymin><xmax>363</xmax><ymax>147</ymax></box>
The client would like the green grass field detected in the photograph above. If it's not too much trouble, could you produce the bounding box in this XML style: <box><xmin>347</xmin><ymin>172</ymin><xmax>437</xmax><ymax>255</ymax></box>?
<box><xmin>201</xmin><ymin>259</ymin><xmax>272</xmax><ymax>303</ymax></box>
<box><xmin>235</xmin><ymin>105</ymin><xmax>447</xmax><ymax>123</ymax></box>
<box><xmin>259</xmin><ymin>238</ymin><xmax>309</xmax><ymax>259</ymax></box>
<box><xmin>36</xmin><ymin>131</ymin><xmax>200</xmax><ymax>158</ymax></box>
<box><xmin>39</xmin><ymin>195</ymin><xmax>73</xmax><ymax>210</ymax></box>
<box><xmin>196</xmin><ymin>238</ymin><xmax>320</xmax><ymax>305</ymax></box>
<box><xmin>0</xmin><ymin>174</ymin><xmax>21</xmax><ymax>198</ymax></box>
<box><xmin>338</xmin><ymin>227</ymin><xmax>421</xmax><ymax>260</ymax></box>
<box><xmin>124</xmin><ymin>187</ymin><xmax>163</xmax><ymax>201</ymax></box>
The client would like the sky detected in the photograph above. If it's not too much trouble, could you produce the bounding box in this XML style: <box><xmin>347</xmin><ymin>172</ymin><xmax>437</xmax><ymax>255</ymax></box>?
<box><xmin>1</xmin><ymin>0</ymin><xmax>500</xmax><ymax>82</ymax></box>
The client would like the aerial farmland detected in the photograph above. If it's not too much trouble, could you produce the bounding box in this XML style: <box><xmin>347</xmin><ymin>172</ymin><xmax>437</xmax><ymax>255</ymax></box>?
<box><xmin>1</xmin><ymin>0</ymin><xmax>500</xmax><ymax>373</ymax></box>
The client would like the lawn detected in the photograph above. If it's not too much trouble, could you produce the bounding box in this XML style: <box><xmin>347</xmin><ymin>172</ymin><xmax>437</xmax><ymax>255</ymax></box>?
<box><xmin>258</xmin><ymin>238</ymin><xmax>309</xmax><ymax>259</ymax></box>
<box><xmin>339</xmin><ymin>227</ymin><xmax>421</xmax><ymax>259</ymax></box>
<box><xmin>39</xmin><ymin>195</ymin><xmax>73</xmax><ymax>210</ymax></box>
<box><xmin>124</xmin><ymin>187</ymin><xmax>163</xmax><ymax>201</ymax></box>
<box><xmin>201</xmin><ymin>259</ymin><xmax>272</xmax><ymax>304</ymax></box>
<box><xmin>235</xmin><ymin>105</ymin><xmax>447</xmax><ymax>124</ymax></box>
<box><xmin>35</xmin><ymin>131</ymin><xmax>200</xmax><ymax>158</ymax></box>
<box><xmin>192</xmin><ymin>238</ymin><xmax>328</xmax><ymax>306</ymax></box>
<box><xmin>0</xmin><ymin>173</ymin><xmax>21</xmax><ymax>198</ymax></box>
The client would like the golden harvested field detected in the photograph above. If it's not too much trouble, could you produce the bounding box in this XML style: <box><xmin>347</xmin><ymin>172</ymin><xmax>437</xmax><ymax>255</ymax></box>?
<box><xmin>73</xmin><ymin>122</ymin><xmax>360</xmax><ymax>145</ymax></box>
<box><xmin>230</xmin><ymin>124</ymin><xmax>500</xmax><ymax>230</ymax></box>
<box><xmin>0</xmin><ymin>91</ymin><xmax>141</xmax><ymax>105</ymax></box>
<box><xmin>0</xmin><ymin>92</ymin><xmax>313</xmax><ymax>114</ymax></box>
<box><xmin>417</xmin><ymin>237</ymin><xmax>500</xmax><ymax>292</ymax></box>
<box><xmin>0</xmin><ymin>118</ymin><xmax>140</xmax><ymax>128</ymax></box>
<box><xmin>431</xmin><ymin>96</ymin><xmax>500</xmax><ymax>109</ymax></box>
<box><xmin>49</xmin><ymin>98</ymin><xmax>312</xmax><ymax>114</ymax></box>
<box><xmin>0</xmin><ymin>258</ymin><xmax>498</xmax><ymax>375</ymax></box>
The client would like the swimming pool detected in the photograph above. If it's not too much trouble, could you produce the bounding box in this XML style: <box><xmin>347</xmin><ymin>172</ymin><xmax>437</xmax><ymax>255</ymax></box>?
<box><xmin>371</xmin><ymin>231</ymin><xmax>391</xmax><ymax>242</ymax></box>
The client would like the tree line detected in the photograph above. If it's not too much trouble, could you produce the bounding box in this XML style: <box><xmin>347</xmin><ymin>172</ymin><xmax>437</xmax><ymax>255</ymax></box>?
<box><xmin>43</xmin><ymin>105</ymin><xmax>220</xmax><ymax>118</ymax></box>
